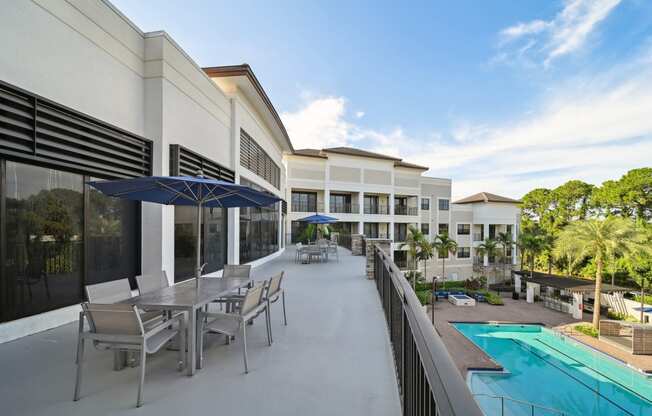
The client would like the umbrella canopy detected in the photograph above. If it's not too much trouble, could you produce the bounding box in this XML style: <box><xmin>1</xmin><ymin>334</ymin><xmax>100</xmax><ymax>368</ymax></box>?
<box><xmin>298</xmin><ymin>214</ymin><xmax>338</xmax><ymax>224</ymax></box>
<box><xmin>88</xmin><ymin>175</ymin><xmax>280</xmax><ymax>287</ymax></box>
<box><xmin>87</xmin><ymin>175</ymin><xmax>279</xmax><ymax>208</ymax></box>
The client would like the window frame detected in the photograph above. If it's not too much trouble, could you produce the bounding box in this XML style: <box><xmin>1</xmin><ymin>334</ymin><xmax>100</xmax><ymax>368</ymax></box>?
<box><xmin>457</xmin><ymin>223</ymin><xmax>471</xmax><ymax>235</ymax></box>
<box><xmin>421</xmin><ymin>198</ymin><xmax>430</xmax><ymax>210</ymax></box>
<box><xmin>457</xmin><ymin>247</ymin><xmax>471</xmax><ymax>259</ymax></box>
<box><xmin>438</xmin><ymin>198</ymin><xmax>450</xmax><ymax>211</ymax></box>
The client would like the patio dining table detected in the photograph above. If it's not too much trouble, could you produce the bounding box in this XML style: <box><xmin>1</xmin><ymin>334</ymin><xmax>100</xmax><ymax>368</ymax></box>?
<box><xmin>119</xmin><ymin>277</ymin><xmax>252</xmax><ymax>376</ymax></box>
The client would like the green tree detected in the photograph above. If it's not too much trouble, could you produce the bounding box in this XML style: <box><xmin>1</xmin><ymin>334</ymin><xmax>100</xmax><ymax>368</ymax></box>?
<box><xmin>625</xmin><ymin>251</ymin><xmax>652</xmax><ymax>323</ymax></box>
<box><xmin>555</xmin><ymin>217</ymin><xmax>648</xmax><ymax>329</ymax></box>
<box><xmin>592</xmin><ymin>168</ymin><xmax>652</xmax><ymax>220</ymax></box>
<box><xmin>432</xmin><ymin>233</ymin><xmax>458</xmax><ymax>283</ymax></box>
<box><xmin>417</xmin><ymin>237</ymin><xmax>434</xmax><ymax>282</ymax></box>
<box><xmin>496</xmin><ymin>231</ymin><xmax>513</xmax><ymax>282</ymax></box>
<box><xmin>400</xmin><ymin>225</ymin><xmax>424</xmax><ymax>288</ymax></box>
<box><xmin>477</xmin><ymin>237</ymin><xmax>499</xmax><ymax>285</ymax></box>
<box><xmin>517</xmin><ymin>230</ymin><xmax>546</xmax><ymax>278</ymax></box>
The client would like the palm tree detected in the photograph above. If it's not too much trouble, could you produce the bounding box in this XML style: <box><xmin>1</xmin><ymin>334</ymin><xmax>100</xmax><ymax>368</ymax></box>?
<box><xmin>432</xmin><ymin>233</ymin><xmax>458</xmax><ymax>284</ymax></box>
<box><xmin>496</xmin><ymin>231</ymin><xmax>513</xmax><ymax>282</ymax></box>
<box><xmin>417</xmin><ymin>237</ymin><xmax>434</xmax><ymax>282</ymax></box>
<box><xmin>400</xmin><ymin>225</ymin><xmax>424</xmax><ymax>288</ymax></box>
<box><xmin>517</xmin><ymin>231</ymin><xmax>545</xmax><ymax>278</ymax></box>
<box><xmin>477</xmin><ymin>238</ymin><xmax>499</xmax><ymax>284</ymax></box>
<box><xmin>556</xmin><ymin>217</ymin><xmax>648</xmax><ymax>329</ymax></box>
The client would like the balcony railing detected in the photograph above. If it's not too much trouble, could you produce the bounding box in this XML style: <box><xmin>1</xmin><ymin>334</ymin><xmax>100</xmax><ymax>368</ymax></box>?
<box><xmin>364</xmin><ymin>205</ymin><xmax>389</xmax><ymax>215</ymax></box>
<box><xmin>473</xmin><ymin>233</ymin><xmax>483</xmax><ymax>242</ymax></box>
<box><xmin>373</xmin><ymin>247</ymin><xmax>483</xmax><ymax>416</ymax></box>
<box><xmin>291</xmin><ymin>202</ymin><xmax>324</xmax><ymax>213</ymax></box>
<box><xmin>394</xmin><ymin>206</ymin><xmax>418</xmax><ymax>216</ymax></box>
<box><xmin>329</xmin><ymin>202</ymin><xmax>360</xmax><ymax>214</ymax></box>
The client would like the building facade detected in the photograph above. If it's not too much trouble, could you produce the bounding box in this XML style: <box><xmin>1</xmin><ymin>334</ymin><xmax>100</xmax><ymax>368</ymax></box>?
<box><xmin>285</xmin><ymin>148</ymin><xmax>520</xmax><ymax>280</ymax></box>
<box><xmin>0</xmin><ymin>0</ymin><xmax>291</xmax><ymax>341</ymax></box>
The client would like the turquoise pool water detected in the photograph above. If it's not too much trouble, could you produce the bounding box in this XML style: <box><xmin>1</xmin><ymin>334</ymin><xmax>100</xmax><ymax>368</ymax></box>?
<box><xmin>454</xmin><ymin>323</ymin><xmax>652</xmax><ymax>416</ymax></box>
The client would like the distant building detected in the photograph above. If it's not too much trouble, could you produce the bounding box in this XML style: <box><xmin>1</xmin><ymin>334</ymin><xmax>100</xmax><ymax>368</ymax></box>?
<box><xmin>285</xmin><ymin>149</ymin><xmax>520</xmax><ymax>280</ymax></box>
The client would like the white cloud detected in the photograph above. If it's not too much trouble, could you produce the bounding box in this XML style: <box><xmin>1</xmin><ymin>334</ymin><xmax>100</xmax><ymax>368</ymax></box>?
<box><xmin>498</xmin><ymin>0</ymin><xmax>622</xmax><ymax>65</ymax></box>
<box><xmin>355</xmin><ymin>111</ymin><xmax>365</xmax><ymax>119</ymax></box>
<box><xmin>281</xmin><ymin>47</ymin><xmax>652</xmax><ymax>200</ymax></box>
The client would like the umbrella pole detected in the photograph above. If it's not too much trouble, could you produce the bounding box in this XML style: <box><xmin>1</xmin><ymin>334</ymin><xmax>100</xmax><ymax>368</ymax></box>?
<box><xmin>195</xmin><ymin>201</ymin><xmax>202</xmax><ymax>289</ymax></box>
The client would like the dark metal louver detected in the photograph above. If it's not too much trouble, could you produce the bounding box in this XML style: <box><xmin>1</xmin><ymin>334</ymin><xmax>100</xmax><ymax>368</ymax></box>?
<box><xmin>169</xmin><ymin>144</ymin><xmax>235</xmax><ymax>183</ymax></box>
<box><xmin>239</xmin><ymin>129</ymin><xmax>280</xmax><ymax>188</ymax></box>
<box><xmin>281</xmin><ymin>199</ymin><xmax>287</xmax><ymax>214</ymax></box>
<box><xmin>0</xmin><ymin>80</ymin><xmax>152</xmax><ymax>178</ymax></box>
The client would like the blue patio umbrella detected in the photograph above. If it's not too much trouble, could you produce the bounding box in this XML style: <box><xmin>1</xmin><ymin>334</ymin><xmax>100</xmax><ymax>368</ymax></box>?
<box><xmin>88</xmin><ymin>174</ymin><xmax>280</xmax><ymax>287</ymax></box>
<box><xmin>298</xmin><ymin>214</ymin><xmax>338</xmax><ymax>224</ymax></box>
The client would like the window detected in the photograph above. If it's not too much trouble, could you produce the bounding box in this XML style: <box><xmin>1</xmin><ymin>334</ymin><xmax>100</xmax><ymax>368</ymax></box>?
<box><xmin>291</xmin><ymin>191</ymin><xmax>317</xmax><ymax>212</ymax></box>
<box><xmin>330</xmin><ymin>193</ymin><xmax>352</xmax><ymax>213</ymax></box>
<box><xmin>240</xmin><ymin>129</ymin><xmax>280</xmax><ymax>188</ymax></box>
<box><xmin>489</xmin><ymin>224</ymin><xmax>497</xmax><ymax>239</ymax></box>
<box><xmin>2</xmin><ymin>162</ymin><xmax>141</xmax><ymax>322</ymax></box>
<box><xmin>457</xmin><ymin>223</ymin><xmax>470</xmax><ymax>235</ymax></box>
<box><xmin>174</xmin><ymin>206</ymin><xmax>227</xmax><ymax>282</ymax></box>
<box><xmin>394</xmin><ymin>223</ymin><xmax>408</xmax><ymax>242</ymax></box>
<box><xmin>239</xmin><ymin>178</ymin><xmax>279</xmax><ymax>263</ymax></box>
<box><xmin>438</xmin><ymin>223</ymin><xmax>449</xmax><ymax>236</ymax></box>
<box><xmin>457</xmin><ymin>247</ymin><xmax>471</xmax><ymax>258</ymax></box>
<box><xmin>421</xmin><ymin>223</ymin><xmax>429</xmax><ymax>235</ymax></box>
<box><xmin>438</xmin><ymin>199</ymin><xmax>449</xmax><ymax>211</ymax></box>
<box><xmin>364</xmin><ymin>223</ymin><xmax>379</xmax><ymax>238</ymax></box>
<box><xmin>364</xmin><ymin>195</ymin><xmax>379</xmax><ymax>214</ymax></box>
<box><xmin>421</xmin><ymin>198</ymin><xmax>430</xmax><ymax>210</ymax></box>
<box><xmin>394</xmin><ymin>251</ymin><xmax>408</xmax><ymax>269</ymax></box>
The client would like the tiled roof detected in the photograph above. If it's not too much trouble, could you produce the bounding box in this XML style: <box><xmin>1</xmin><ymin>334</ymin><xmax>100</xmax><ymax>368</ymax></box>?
<box><xmin>394</xmin><ymin>160</ymin><xmax>429</xmax><ymax>170</ymax></box>
<box><xmin>453</xmin><ymin>192</ymin><xmax>520</xmax><ymax>204</ymax></box>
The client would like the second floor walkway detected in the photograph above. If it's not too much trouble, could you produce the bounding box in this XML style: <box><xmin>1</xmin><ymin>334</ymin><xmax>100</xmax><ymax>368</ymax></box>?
<box><xmin>0</xmin><ymin>248</ymin><xmax>401</xmax><ymax>416</ymax></box>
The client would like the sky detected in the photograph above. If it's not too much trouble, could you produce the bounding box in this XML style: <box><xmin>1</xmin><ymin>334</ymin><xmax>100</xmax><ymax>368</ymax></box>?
<box><xmin>112</xmin><ymin>0</ymin><xmax>652</xmax><ymax>200</ymax></box>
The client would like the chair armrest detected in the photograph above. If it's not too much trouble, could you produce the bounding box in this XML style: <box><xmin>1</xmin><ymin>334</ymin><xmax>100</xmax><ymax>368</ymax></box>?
<box><xmin>144</xmin><ymin>312</ymin><xmax>185</xmax><ymax>338</ymax></box>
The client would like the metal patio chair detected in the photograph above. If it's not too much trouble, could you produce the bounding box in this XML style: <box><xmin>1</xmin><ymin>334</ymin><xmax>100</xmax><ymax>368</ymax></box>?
<box><xmin>327</xmin><ymin>240</ymin><xmax>339</xmax><ymax>262</ymax></box>
<box><xmin>86</xmin><ymin>278</ymin><xmax>164</xmax><ymax>324</ymax></box>
<box><xmin>264</xmin><ymin>271</ymin><xmax>287</xmax><ymax>344</ymax></box>
<box><xmin>212</xmin><ymin>264</ymin><xmax>252</xmax><ymax>312</ymax></box>
<box><xmin>74</xmin><ymin>303</ymin><xmax>185</xmax><ymax>407</ymax></box>
<box><xmin>135</xmin><ymin>271</ymin><xmax>169</xmax><ymax>295</ymax></box>
<box><xmin>198</xmin><ymin>282</ymin><xmax>271</xmax><ymax>373</ymax></box>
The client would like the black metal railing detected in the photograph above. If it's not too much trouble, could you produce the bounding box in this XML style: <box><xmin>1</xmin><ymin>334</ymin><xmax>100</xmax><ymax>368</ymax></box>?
<box><xmin>395</xmin><ymin>206</ymin><xmax>418</xmax><ymax>216</ymax></box>
<box><xmin>373</xmin><ymin>246</ymin><xmax>483</xmax><ymax>416</ymax></box>
<box><xmin>338</xmin><ymin>233</ymin><xmax>352</xmax><ymax>251</ymax></box>
<box><xmin>329</xmin><ymin>202</ymin><xmax>360</xmax><ymax>214</ymax></box>
<box><xmin>364</xmin><ymin>205</ymin><xmax>390</xmax><ymax>215</ymax></box>
<box><xmin>291</xmin><ymin>201</ymin><xmax>324</xmax><ymax>212</ymax></box>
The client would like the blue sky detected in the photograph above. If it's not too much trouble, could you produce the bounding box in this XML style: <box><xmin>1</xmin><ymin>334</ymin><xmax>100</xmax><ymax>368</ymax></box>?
<box><xmin>113</xmin><ymin>0</ymin><xmax>652</xmax><ymax>199</ymax></box>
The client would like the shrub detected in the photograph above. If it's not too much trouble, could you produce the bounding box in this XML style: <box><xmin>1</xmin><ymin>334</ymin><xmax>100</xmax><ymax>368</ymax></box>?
<box><xmin>574</xmin><ymin>324</ymin><xmax>598</xmax><ymax>338</ymax></box>
<box><xmin>607</xmin><ymin>311</ymin><xmax>638</xmax><ymax>322</ymax></box>
<box><xmin>416</xmin><ymin>290</ymin><xmax>431</xmax><ymax>306</ymax></box>
<box><xmin>486</xmin><ymin>292</ymin><xmax>504</xmax><ymax>305</ymax></box>
<box><xmin>415</xmin><ymin>281</ymin><xmax>433</xmax><ymax>291</ymax></box>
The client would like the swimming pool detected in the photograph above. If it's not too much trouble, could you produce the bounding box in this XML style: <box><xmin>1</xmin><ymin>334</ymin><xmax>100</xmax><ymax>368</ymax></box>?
<box><xmin>454</xmin><ymin>323</ymin><xmax>652</xmax><ymax>416</ymax></box>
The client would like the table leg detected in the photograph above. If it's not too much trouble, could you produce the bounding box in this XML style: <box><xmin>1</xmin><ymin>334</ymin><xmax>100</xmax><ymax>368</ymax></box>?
<box><xmin>197</xmin><ymin>309</ymin><xmax>203</xmax><ymax>369</ymax></box>
<box><xmin>188</xmin><ymin>308</ymin><xmax>196</xmax><ymax>376</ymax></box>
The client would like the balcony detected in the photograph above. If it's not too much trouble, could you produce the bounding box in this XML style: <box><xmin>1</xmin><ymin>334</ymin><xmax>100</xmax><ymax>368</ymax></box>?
<box><xmin>394</xmin><ymin>206</ymin><xmax>418</xmax><ymax>216</ymax></box>
<box><xmin>473</xmin><ymin>233</ymin><xmax>484</xmax><ymax>242</ymax></box>
<box><xmin>363</xmin><ymin>205</ymin><xmax>389</xmax><ymax>215</ymax></box>
<box><xmin>0</xmin><ymin>249</ymin><xmax>403</xmax><ymax>415</ymax></box>
<box><xmin>291</xmin><ymin>201</ymin><xmax>324</xmax><ymax>213</ymax></box>
<box><xmin>329</xmin><ymin>202</ymin><xmax>359</xmax><ymax>214</ymax></box>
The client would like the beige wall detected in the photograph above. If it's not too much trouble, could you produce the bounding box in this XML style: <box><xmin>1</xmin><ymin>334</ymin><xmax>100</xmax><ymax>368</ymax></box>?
<box><xmin>363</xmin><ymin>169</ymin><xmax>391</xmax><ymax>185</ymax></box>
<box><xmin>330</xmin><ymin>166</ymin><xmax>362</xmax><ymax>183</ymax></box>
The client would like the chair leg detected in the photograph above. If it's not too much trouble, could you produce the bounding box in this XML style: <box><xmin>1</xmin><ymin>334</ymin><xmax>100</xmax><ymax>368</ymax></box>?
<box><xmin>242</xmin><ymin>323</ymin><xmax>249</xmax><ymax>374</ymax></box>
<box><xmin>266</xmin><ymin>302</ymin><xmax>272</xmax><ymax>346</ymax></box>
<box><xmin>282</xmin><ymin>292</ymin><xmax>288</xmax><ymax>326</ymax></box>
<box><xmin>73</xmin><ymin>337</ymin><xmax>85</xmax><ymax>401</ymax></box>
<box><xmin>137</xmin><ymin>347</ymin><xmax>147</xmax><ymax>407</ymax></box>
<box><xmin>178</xmin><ymin>318</ymin><xmax>186</xmax><ymax>371</ymax></box>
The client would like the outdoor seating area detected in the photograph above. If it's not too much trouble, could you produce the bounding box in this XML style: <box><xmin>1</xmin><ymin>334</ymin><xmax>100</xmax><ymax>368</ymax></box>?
<box><xmin>599</xmin><ymin>320</ymin><xmax>652</xmax><ymax>355</ymax></box>
<box><xmin>295</xmin><ymin>240</ymin><xmax>339</xmax><ymax>263</ymax></box>
<box><xmin>0</xmin><ymin>248</ymin><xmax>401</xmax><ymax>415</ymax></box>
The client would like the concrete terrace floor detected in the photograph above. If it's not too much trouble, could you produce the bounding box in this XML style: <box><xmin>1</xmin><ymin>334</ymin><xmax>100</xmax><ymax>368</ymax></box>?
<box><xmin>0</xmin><ymin>248</ymin><xmax>401</xmax><ymax>416</ymax></box>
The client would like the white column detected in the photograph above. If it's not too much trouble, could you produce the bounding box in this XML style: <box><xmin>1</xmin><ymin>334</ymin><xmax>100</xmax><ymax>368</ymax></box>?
<box><xmin>572</xmin><ymin>293</ymin><xmax>583</xmax><ymax>319</ymax></box>
<box><xmin>227</xmin><ymin>98</ymin><xmax>240</xmax><ymax>265</ymax></box>
<box><xmin>513</xmin><ymin>220</ymin><xmax>518</xmax><ymax>265</ymax></box>
<box><xmin>324</xmin><ymin>188</ymin><xmax>330</xmax><ymax>214</ymax></box>
<box><xmin>358</xmin><ymin>221</ymin><xmax>364</xmax><ymax>235</ymax></box>
<box><xmin>389</xmin><ymin>192</ymin><xmax>395</xmax><ymax>215</ymax></box>
<box><xmin>389</xmin><ymin>221</ymin><xmax>395</xmax><ymax>241</ymax></box>
<box><xmin>482</xmin><ymin>223</ymin><xmax>489</xmax><ymax>266</ymax></box>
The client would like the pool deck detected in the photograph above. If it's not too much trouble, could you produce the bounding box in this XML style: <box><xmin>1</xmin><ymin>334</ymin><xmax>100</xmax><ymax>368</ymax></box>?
<box><xmin>428</xmin><ymin>295</ymin><xmax>587</xmax><ymax>375</ymax></box>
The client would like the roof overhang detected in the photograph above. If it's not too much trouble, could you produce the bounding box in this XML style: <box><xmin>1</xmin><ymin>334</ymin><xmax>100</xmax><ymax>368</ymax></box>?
<box><xmin>203</xmin><ymin>64</ymin><xmax>294</xmax><ymax>153</ymax></box>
